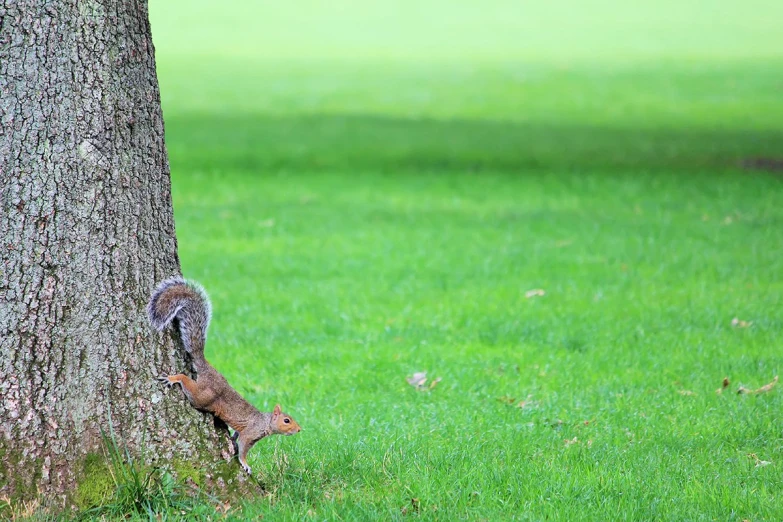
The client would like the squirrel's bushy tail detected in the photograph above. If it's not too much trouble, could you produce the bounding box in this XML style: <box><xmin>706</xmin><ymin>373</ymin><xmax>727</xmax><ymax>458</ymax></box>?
<box><xmin>147</xmin><ymin>276</ymin><xmax>212</xmax><ymax>370</ymax></box>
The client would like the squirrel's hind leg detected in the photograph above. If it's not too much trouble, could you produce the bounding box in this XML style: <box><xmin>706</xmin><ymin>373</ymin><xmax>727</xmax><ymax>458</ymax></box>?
<box><xmin>236</xmin><ymin>432</ymin><xmax>256</xmax><ymax>475</ymax></box>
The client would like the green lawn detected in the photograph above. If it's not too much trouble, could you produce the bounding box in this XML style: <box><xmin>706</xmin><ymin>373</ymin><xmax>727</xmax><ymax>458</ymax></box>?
<box><xmin>147</xmin><ymin>1</ymin><xmax>783</xmax><ymax>519</ymax></box>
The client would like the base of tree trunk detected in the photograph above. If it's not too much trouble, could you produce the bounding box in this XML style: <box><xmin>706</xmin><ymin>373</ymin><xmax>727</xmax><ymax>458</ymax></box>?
<box><xmin>2</xmin><ymin>415</ymin><xmax>266</xmax><ymax>516</ymax></box>
<box><xmin>0</xmin><ymin>0</ymin><xmax>271</xmax><ymax>510</ymax></box>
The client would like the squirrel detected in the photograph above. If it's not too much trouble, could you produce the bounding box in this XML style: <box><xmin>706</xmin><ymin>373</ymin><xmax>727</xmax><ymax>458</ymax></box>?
<box><xmin>147</xmin><ymin>276</ymin><xmax>301</xmax><ymax>474</ymax></box>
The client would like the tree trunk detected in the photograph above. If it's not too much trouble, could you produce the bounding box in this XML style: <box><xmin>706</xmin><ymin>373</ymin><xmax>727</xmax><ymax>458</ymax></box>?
<box><xmin>0</xmin><ymin>0</ymin><xmax>253</xmax><ymax>508</ymax></box>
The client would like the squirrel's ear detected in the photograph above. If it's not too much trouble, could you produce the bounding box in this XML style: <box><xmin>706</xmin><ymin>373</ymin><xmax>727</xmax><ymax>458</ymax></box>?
<box><xmin>273</xmin><ymin>404</ymin><xmax>282</xmax><ymax>416</ymax></box>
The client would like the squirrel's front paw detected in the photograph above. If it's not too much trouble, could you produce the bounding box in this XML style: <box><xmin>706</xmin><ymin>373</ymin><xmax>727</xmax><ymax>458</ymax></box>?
<box><xmin>157</xmin><ymin>375</ymin><xmax>174</xmax><ymax>387</ymax></box>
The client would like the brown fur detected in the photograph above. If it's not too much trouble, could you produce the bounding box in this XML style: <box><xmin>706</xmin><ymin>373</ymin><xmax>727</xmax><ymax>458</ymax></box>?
<box><xmin>149</xmin><ymin>277</ymin><xmax>301</xmax><ymax>474</ymax></box>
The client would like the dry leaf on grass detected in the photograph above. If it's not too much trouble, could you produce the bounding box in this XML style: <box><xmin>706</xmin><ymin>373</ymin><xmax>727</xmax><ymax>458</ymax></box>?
<box><xmin>748</xmin><ymin>453</ymin><xmax>773</xmax><ymax>467</ymax></box>
<box><xmin>737</xmin><ymin>376</ymin><xmax>778</xmax><ymax>395</ymax></box>
<box><xmin>406</xmin><ymin>372</ymin><xmax>427</xmax><ymax>388</ymax></box>
<box><xmin>215</xmin><ymin>502</ymin><xmax>232</xmax><ymax>515</ymax></box>
<box><xmin>756</xmin><ymin>376</ymin><xmax>778</xmax><ymax>393</ymax></box>
<box><xmin>677</xmin><ymin>389</ymin><xmax>697</xmax><ymax>396</ymax></box>
<box><xmin>525</xmin><ymin>289</ymin><xmax>546</xmax><ymax>299</ymax></box>
<box><xmin>731</xmin><ymin>317</ymin><xmax>752</xmax><ymax>328</ymax></box>
<box><xmin>716</xmin><ymin>377</ymin><xmax>730</xmax><ymax>394</ymax></box>
<box><xmin>565</xmin><ymin>437</ymin><xmax>593</xmax><ymax>448</ymax></box>
<box><xmin>497</xmin><ymin>394</ymin><xmax>537</xmax><ymax>409</ymax></box>
<box><xmin>517</xmin><ymin>395</ymin><xmax>537</xmax><ymax>409</ymax></box>
<box><xmin>401</xmin><ymin>498</ymin><xmax>420</xmax><ymax>515</ymax></box>
<box><xmin>406</xmin><ymin>371</ymin><xmax>441</xmax><ymax>391</ymax></box>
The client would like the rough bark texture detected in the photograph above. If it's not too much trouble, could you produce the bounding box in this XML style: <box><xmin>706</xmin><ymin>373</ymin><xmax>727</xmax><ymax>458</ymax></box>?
<box><xmin>0</xmin><ymin>0</ymin><xmax>256</xmax><ymax>507</ymax></box>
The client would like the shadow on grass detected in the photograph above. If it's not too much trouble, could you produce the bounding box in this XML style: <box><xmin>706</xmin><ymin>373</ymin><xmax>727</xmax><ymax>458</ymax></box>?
<box><xmin>165</xmin><ymin>113</ymin><xmax>783</xmax><ymax>175</ymax></box>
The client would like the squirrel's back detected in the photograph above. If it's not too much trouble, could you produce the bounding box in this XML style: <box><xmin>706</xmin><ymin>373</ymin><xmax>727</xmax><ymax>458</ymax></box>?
<box><xmin>148</xmin><ymin>277</ymin><xmax>212</xmax><ymax>369</ymax></box>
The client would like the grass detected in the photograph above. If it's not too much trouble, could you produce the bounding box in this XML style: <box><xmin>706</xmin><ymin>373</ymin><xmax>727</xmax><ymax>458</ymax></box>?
<box><xmin>127</xmin><ymin>0</ymin><xmax>783</xmax><ymax>519</ymax></box>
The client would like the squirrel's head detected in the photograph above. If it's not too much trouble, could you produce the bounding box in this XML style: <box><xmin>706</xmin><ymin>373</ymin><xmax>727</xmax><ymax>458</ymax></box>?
<box><xmin>271</xmin><ymin>404</ymin><xmax>301</xmax><ymax>436</ymax></box>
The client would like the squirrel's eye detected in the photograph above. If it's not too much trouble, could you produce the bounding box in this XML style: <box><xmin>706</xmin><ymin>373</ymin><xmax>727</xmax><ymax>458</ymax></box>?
<box><xmin>284</xmin><ymin>418</ymin><xmax>291</xmax><ymax>424</ymax></box>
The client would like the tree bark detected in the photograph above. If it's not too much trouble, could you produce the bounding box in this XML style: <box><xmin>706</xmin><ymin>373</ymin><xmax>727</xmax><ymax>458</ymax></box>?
<box><xmin>0</xmin><ymin>0</ymin><xmax>253</xmax><ymax>507</ymax></box>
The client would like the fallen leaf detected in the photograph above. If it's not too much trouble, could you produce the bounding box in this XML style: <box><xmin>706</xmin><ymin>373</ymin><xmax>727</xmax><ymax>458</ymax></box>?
<box><xmin>497</xmin><ymin>395</ymin><xmax>516</xmax><ymax>405</ymax></box>
<box><xmin>738</xmin><ymin>376</ymin><xmax>778</xmax><ymax>395</ymax></box>
<box><xmin>749</xmin><ymin>453</ymin><xmax>773</xmax><ymax>467</ymax></box>
<box><xmin>756</xmin><ymin>376</ymin><xmax>778</xmax><ymax>393</ymax></box>
<box><xmin>407</xmin><ymin>371</ymin><xmax>441</xmax><ymax>391</ymax></box>
<box><xmin>401</xmin><ymin>498</ymin><xmax>420</xmax><ymax>515</ymax></box>
<box><xmin>731</xmin><ymin>317</ymin><xmax>752</xmax><ymax>328</ymax></box>
<box><xmin>716</xmin><ymin>377</ymin><xmax>730</xmax><ymax>394</ymax></box>
<box><xmin>564</xmin><ymin>437</ymin><xmax>579</xmax><ymax>446</ymax></box>
<box><xmin>516</xmin><ymin>395</ymin><xmax>537</xmax><ymax>409</ymax></box>
<box><xmin>677</xmin><ymin>390</ymin><xmax>696</xmax><ymax>396</ymax></box>
<box><xmin>406</xmin><ymin>372</ymin><xmax>427</xmax><ymax>388</ymax></box>
<box><xmin>525</xmin><ymin>289</ymin><xmax>545</xmax><ymax>299</ymax></box>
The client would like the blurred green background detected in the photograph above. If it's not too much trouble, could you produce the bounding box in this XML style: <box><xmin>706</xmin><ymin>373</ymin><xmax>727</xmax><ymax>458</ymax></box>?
<box><xmin>148</xmin><ymin>1</ymin><xmax>783</xmax><ymax>519</ymax></box>
<box><xmin>151</xmin><ymin>1</ymin><xmax>783</xmax><ymax>172</ymax></box>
